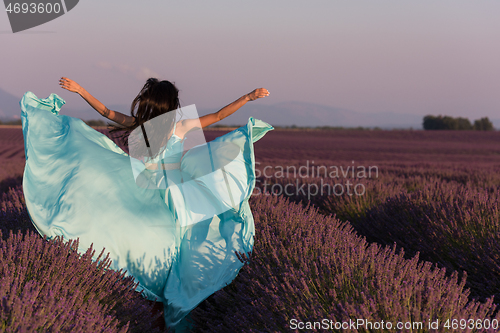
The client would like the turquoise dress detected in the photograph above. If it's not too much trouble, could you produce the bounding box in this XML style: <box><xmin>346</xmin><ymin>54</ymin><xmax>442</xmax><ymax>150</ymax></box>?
<box><xmin>20</xmin><ymin>91</ymin><xmax>273</xmax><ymax>330</ymax></box>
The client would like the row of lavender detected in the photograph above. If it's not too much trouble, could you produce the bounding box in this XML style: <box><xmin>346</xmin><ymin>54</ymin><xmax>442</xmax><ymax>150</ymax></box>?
<box><xmin>191</xmin><ymin>194</ymin><xmax>500</xmax><ymax>332</ymax></box>
<box><xmin>2</xmin><ymin>161</ymin><xmax>500</xmax><ymax>331</ymax></box>
<box><xmin>254</xmin><ymin>162</ymin><xmax>500</xmax><ymax>303</ymax></box>
<box><xmin>0</xmin><ymin>184</ymin><xmax>164</xmax><ymax>332</ymax></box>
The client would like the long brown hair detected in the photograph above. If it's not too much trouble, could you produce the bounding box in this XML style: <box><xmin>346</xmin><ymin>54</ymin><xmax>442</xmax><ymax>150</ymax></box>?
<box><xmin>109</xmin><ymin>78</ymin><xmax>181</xmax><ymax>158</ymax></box>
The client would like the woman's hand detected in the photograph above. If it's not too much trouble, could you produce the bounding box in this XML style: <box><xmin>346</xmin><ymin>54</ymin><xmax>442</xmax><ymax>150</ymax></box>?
<box><xmin>59</xmin><ymin>77</ymin><xmax>83</xmax><ymax>95</ymax></box>
<box><xmin>60</xmin><ymin>77</ymin><xmax>135</xmax><ymax>126</ymax></box>
<box><xmin>246</xmin><ymin>88</ymin><xmax>270</xmax><ymax>101</ymax></box>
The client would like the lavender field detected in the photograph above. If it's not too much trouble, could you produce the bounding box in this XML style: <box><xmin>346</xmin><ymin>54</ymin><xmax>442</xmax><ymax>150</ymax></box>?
<box><xmin>2</xmin><ymin>125</ymin><xmax>500</xmax><ymax>332</ymax></box>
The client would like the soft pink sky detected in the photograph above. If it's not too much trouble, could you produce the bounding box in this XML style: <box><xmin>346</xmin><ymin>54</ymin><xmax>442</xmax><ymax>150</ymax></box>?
<box><xmin>1</xmin><ymin>0</ymin><xmax>499</xmax><ymax>120</ymax></box>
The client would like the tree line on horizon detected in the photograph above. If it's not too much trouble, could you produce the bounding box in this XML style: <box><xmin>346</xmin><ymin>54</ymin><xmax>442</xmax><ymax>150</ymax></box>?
<box><xmin>423</xmin><ymin>115</ymin><xmax>494</xmax><ymax>131</ymax></box>
<box><xmin>2</xmin><ymin>116</ymin><xmax>496</xmax><ymax>131</ymax></box>
<box><xmin>0</xmin><ymin>119</ymin><xmax>22</xmax><ymax>125</ymax></box>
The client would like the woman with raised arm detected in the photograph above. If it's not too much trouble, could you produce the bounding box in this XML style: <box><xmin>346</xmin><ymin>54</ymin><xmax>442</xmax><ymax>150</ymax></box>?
<box><xmin>20</xmin><ymin>77</ymin><xmax>272</xmax><ymax>332</ymax></box>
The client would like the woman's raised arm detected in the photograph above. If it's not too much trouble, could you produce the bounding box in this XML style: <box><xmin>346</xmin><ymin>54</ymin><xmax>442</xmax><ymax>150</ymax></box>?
<box><xmin>178</xmin><ymin>88</ymin><xmax>269</xmax><ymax>136</ymax></box>
<box><xmin>59</xmin><ymin>77</ymin><xmax>136</xmax><ymax>127</ymax></box>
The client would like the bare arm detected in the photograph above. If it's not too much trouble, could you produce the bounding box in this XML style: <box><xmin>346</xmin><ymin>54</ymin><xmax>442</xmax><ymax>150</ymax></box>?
<box><xmin>178</xmin><ymin>88</ymin><xmax>269</xmax><ymax>135</ymax></box>
<box><xmin>59</xmin><ymin>77</ymin><xmax>136</xmax><ymax>127</ymax></box>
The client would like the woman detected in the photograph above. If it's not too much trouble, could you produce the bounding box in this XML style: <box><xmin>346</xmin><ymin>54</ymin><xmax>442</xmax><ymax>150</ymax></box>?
<box><xmin>20</xmin><ymin>77</ymin><xmax>273</xmax><ymax>331</ymax></box>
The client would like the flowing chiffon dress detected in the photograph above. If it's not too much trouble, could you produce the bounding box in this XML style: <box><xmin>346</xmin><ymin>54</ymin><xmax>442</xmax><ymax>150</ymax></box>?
<box><xmin>20</xmin><ymin>91</ymin><xmax>273</xmax><ymax>330</ymax></box>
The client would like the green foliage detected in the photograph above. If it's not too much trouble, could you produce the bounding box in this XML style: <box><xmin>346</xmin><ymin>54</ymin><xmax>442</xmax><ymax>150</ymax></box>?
<box><xmin>473</xmin><ymin>117</ymin><xmax>494</xmax><ymax>131</ymax></box>
<box><xmin>0</xmin><ymin>119</ymin><xmax>22</xmax><ymax>125</ymax></box>
<box><xmin>423</xmin><ymin>115</ymin><xmax>494</xmax><ymax>130</ymax></box>
<box><xmin>457</xmin><ymin>117</ymin><xmax>473</xmax><ymax>130</ymax></box>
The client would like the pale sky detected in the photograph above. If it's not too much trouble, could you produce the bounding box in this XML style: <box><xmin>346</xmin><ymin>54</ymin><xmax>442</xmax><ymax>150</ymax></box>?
<box><xmin>1</xmin><ymin>0</ymin><xmax>499</xmax><ymax>120</ymax></box>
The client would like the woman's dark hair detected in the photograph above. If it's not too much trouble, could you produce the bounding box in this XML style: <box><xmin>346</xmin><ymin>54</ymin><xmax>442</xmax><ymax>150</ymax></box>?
<box><xmin>109</xmin><ymin>78</ymin><xmax>181</xmax><ymax>158</ymax></box>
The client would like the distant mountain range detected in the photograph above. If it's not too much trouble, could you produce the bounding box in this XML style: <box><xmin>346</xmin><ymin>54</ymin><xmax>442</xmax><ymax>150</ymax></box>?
<box><xmin>0</xmin><ymin>89</ymin><xmax>22</xmax><ymax>119</ymax></box>
<box><xmin>208</xmin><ymin>101</ymin><xmax>424</xmax><ymax>129</ymax></box>
<box><xmin>1</xmin><ymin>88</ymin><xmax>498</xmax><ymax>129</ymax></box>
